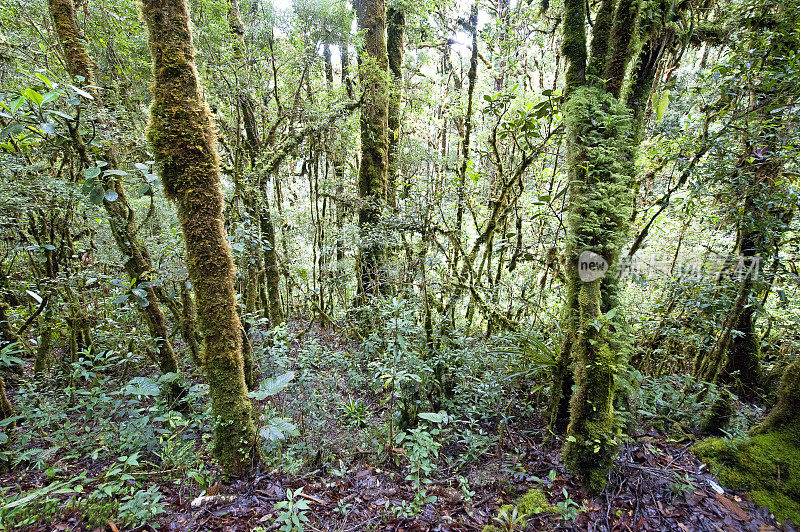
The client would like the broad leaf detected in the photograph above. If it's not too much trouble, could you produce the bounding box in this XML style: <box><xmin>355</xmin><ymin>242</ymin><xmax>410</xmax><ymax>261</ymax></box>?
<box><xmin>248</xmin><ymin>372</ymin><xmax>294</xmax><ymax>400</ymax></box>
<box><xmin>124</xmin><ymin>377</ymin><xmax>159</xmax><ymax>397</ymax></box>
<box><xmin>22</xmin><ymin>88</ymin><xmax>43</xmax><ymax>106</ymax></box>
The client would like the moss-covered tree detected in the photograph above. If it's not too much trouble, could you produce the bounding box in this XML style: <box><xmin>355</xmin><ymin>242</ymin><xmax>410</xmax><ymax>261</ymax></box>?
<box><xmin>48</xmin><ymin>0</ymin><xmax>186</xmax><ymax>400</ymax></box>
<box><xmin>140</xmin><ymin>0</ymin><xmax>258</xmax><ymax>475</ymax></box>
<box><xmin>355</xmin><ymin>0</ymin><xmax>389</xmax><ymax>301</ymax></box>
<box><xmin>47</xmin><ymin>0</ymin><xmax>95</xmax><ymax>89</ymax></box>
<box><xmin>386</xmin><ymin>5</ymin><xmax>404</xmax><ymax>209</ymax></box>
<box><xmin>546</xmin><ymin>0</ymin><xmax>702</xmax><ymax>491</ymax></box>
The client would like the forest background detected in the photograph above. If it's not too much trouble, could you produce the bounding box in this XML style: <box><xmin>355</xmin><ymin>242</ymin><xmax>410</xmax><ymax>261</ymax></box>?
<box><xmin>0</xmin><ymin>0</ymin><xmax>799</xmax><ymax>529</ymax></box>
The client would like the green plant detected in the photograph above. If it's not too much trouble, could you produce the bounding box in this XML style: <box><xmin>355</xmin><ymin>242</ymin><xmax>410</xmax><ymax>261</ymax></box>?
<box><xmin>491</xmin><ymin>504</ymin><xmax>526</xmax><ymax>531</ymax></box>
<box><xmin>274</xmin><ymin>487</ymin><xmax>311</xmax><ymax>532</ymax></box>
<box><xmin>340</xmin><ymin>396</ymin><xmax>368</xmax><ymax>427</ymax></box>
<box><xmin>668</xmin><ymin>472</ymin><xmax>694</xmax><ymax>501</ymax></box>
<box><xmin>458</xmin><ymin>475</ymin><xmax>476</xmax><ymax>504</ymax></box>
<box><xmin>395</xmin><ymin>419</ymin><xmax>444</xmax><ymax>488</ymax></box>
<box><xmin>117</xmin><ymin>485</ymin><xmax>165</xmax><ymax>527</ymax></box>
<box><xmin>554</xmin><ymin>487</ymin><xmax>585</xmax><ymax>521</ymax></box>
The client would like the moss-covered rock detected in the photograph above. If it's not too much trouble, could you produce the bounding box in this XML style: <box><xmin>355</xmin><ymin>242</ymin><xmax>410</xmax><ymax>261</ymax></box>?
<box><xmin>694</xmin><ymin>423</ymin><xmax>800</xmax><ymax>524</ymax></box>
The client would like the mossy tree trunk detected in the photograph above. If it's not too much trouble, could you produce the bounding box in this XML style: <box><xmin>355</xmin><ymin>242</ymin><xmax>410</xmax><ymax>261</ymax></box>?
<box><xmin>355</xmin><ymin>0</ymin><xmax>389</xmax><ymax>303</ymax></box>
<box><xmin>47</xmin><ymin>0</ymin><xmax>95</xmax><ymax>88</ymax></box>
<box><xmin>547</xmin><ymin>0</ymin><xmax>648</xmax><ymax>492</ymax></box>
<box><xmin>386</xmin><ymin>6</ymin><xmax>404</xmax><ymax>210</ymax></box>
<box><xmin>140</xmin><ymin>0</ymin><xmax>258</xmax><ymax>476</ymax></box>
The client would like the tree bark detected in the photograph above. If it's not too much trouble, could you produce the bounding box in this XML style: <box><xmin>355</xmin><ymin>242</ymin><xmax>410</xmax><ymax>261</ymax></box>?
<box><xmin>140</xmin><ymin>0</ymin><xmax>258</xmax><ymax>475</ymax></box>
<box><xmin>386</xmin><ymin>6</ymin><xmax>404</xmax><ymax>210</ymax></box>
<box><xmin>47</xmin><ymin>0</ymin><xmax>96</xmax><ymax>88</ymax></box>
<box><xmin>356</xmin><ymin>0</ymin><xmax>389</xmax><ymax>302</ymax></box>
<box><xmin>49</xmin><ymin>0</ymin><xmax>186</xmax><ymax>394</ymax></box>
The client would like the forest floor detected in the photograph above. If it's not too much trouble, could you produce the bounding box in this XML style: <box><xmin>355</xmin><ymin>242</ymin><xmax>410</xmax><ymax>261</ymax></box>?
<box><xmin>2</xmin><ymin>321</ymin><xmax>796</xmax><ymax>531</ymax></box>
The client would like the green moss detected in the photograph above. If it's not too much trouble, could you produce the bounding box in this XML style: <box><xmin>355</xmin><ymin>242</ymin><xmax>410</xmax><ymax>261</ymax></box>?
<box><xmin>517</xmin><ymin>488</ymin><xmax>558</xmax><ymax>516</ymax></box>
<box><xmin>141</xmin><ymin>0</ymin><xmax>258</xmax><ymax>476</ymax></box>
<box><xmin>700</xmin><ymin>389</ymin><xmax>734</xmax><ymax>435</ymax></box>
<box><xmin>555</xmin><ymin>84</ymin><xmax>637</xmax><ymax>492</ymax></box>
<box><xmin>485</xmin><ymin>488</ymin><xmax>557</xmax><ymax>530</ymax></box>
<box><xmin>562</xmin><ymin>0</ymin><xmax>587</xmax><ymax>91</ymax></box>
<box><xmin>694</xmin><ymin>424</ymin><xmax>800</xmax><ymax>524</ymax></box>
<box><xmin>48</xmin><ymin>0</ymin><xmax>96</xmax><ymax>86</ymax></box>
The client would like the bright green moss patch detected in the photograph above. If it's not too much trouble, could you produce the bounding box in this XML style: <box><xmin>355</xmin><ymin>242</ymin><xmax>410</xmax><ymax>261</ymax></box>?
<box><xmin>483</xmin><ymin>488</ymin><xmax>558</xmax><ymax>531</ymax></box>
<box><xmin>694</xmin><ymin>424</ymin><xmax>800</xmax><ymax>524</ymax></box>
<box><xmin>517</xmin><ymin>488</ymin><xmax>558</xmax><ymax>516</ymax></box>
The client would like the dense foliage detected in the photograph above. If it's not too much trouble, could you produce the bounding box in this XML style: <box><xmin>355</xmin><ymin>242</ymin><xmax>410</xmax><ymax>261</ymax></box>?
<box><xmin>0</xmin><ymin>0</ymin><xmax>798</xmax><ymax>529</ymax></box>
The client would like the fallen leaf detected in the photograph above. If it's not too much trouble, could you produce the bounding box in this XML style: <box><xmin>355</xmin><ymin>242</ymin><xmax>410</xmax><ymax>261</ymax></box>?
<box><xmin>713</xmin><ymin>493</ymin><xmax>748</xmax><ymax>521</ymax></box>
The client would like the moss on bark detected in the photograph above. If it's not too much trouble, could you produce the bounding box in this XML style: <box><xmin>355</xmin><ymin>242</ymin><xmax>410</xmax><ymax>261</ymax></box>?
<box><xmin>552</xmin><ymin>85</ymin><xmax>636</xmax><ymax>492</ymax></box>
<box><xmin>562</xmin><ymin>0</ymin><xmax>587</xmax><ymax>92</ymax></box>
<box><xmin>47</xmin><ymin>0</ymin><xmax>96</xmax><ymax>90</ymax></box>
<box><xmin>260</xmin><ymin>190</ymin><xmax>284</xmax><ymax>327</ymax></box>
<box><xmin>356</xmin><ymin>0</ymin><xmax>389</xmax><ymax>301</ymax></box>
<box><xmin>386</xmin><ymin>6</ymin><xmax>404</xmax><ymax>210</ymax></box>
<box><xmin>604</xmin><ymin>0</ymin><xmax>643</xmax><ymax>98</ymax></box>
<box><xmin>587</xmin><ymin>0</ymin><xmax>615</xmax><ymax>78</ymax></box>
<box><xmin>140</xmin><ymin>0</ymin><xmax>258</xmax><ymax>476</ymax></box>
<box><xmin>49</xmin><ymin>0</ymin><xmax>183</xmax><ymax>401</ymax></box>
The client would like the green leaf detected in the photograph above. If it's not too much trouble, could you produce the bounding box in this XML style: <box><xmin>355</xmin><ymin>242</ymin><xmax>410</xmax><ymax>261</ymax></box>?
<box><xmin>248</xmin><ymin>372</ymin><xmax>294</xmax><ymax>400</ymax></box>
<box><xmin>131</xmin><ymin>288</ymin><xmax>148</xmax><ymax>299</ymax></box>
<box><xmin>22</xmin><ymin>88</ymin><xmax>44</xmax><ymax>106</ymax></box>
<box><xmin>68</xmin><ymin>84</ymin><xmax>94</xmax><ymax>100</ymax></box>
<box><xmin>260</xmin><ymin>417</ymin><xmax>298</xmax><ymax>441</ymax></box>
<box><xmin>41</xmin><ymin>91</ymin><xmax>60</xmax><ymax>105</ymax></box>
<box><xmin>104</xmin><ymin>189</ymin><xmax>119</xmax><ymax>202</ymax></box>
<box><xmin>84</xmin><ymin>167</ymin><xmax>101</xmax><ymax>179</ymax></box>
<box><xmin>124</xmin><ymin>376</ymin><xmax>160</xmax><ymax>397</ymax></box>
<box><xmin>35</xmin><ymin>72</ymin><xmax>54</xmax><ymax>88</ymax></box>
<box><xmin>0</xmin><ymin>123</ymin><xmax>23</xmax><ymax>138</ymax></box>
<box><xmin>565</xmin><ymin>435</ymin><xmax>577</xmax><ymax>442</ymax></box>
<box><xmin>9</xmin><ymin>96</ymin><xmax>25</xmax><ymax>113</ymax></box>
<box><xmin>655</xmin><ymin>89</ymin><xmax>670</xmax><ymax>122</ymax></box>
<box><xmin>2</xmin><ymin>479</ymin><xmax>75</xmax><ymax>510</ymax></box>
<box><xmin>418</xmin><ymin>412</ymin><xmax>445</xmax><ymax>423</ymax></box>
<box><xmin>25</xmin><ymin>290</ymin><xmax>43</xmax><ymax>304</ymax></box>
<box><xmin>48</xmin><ymin>110</ymin><xmax>74</xmax><ymax>120</ymax></box>
<box><xmin>88</xmin><ymin>186</ymin><xmax>105</xmax><ymax>205</ymax></box>
<box><xmin>104</xmin><ymin>169</ymin><xmax>127</xmax><ymax>176</ymax></box>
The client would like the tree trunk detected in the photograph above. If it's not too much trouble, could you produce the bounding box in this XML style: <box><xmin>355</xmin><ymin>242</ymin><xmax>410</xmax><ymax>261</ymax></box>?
<box><xmin>355</xmin><ymin>0</ymin><xmax>389</xmax><ymax>303</ymax></box>
<box><xmin>548</xmin><ymin>0</ymin><xmax>645</xmax><ymax>492</ymax></box>
<box><xmin>386</xmin><ymin>6</ymin><xmax>404</xmax><ymax>210</ymax></box>
<box><xmin>47</xmin><ymin>0</ymin><xmax>96</xmax><ymax>89</ymax></box>
<box><xmin>49</xmin><ymin>0</ymin><xmax>184</xmax><ymax>397</ymax></box>
<box><xmin>140</xmin><ymin>0</ymin><xmax>258</xmax><ymax>476</ymax></box>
